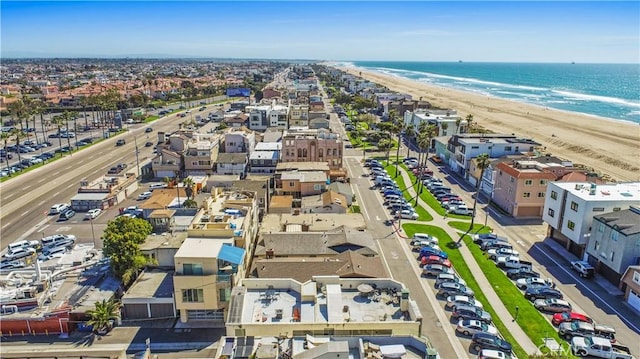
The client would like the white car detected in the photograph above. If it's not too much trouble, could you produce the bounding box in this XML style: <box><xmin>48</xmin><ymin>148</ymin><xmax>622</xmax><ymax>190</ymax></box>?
<box><xmin>137</xmin><ymin>191</ymin><xmax>153</xmax><ymax>200</ymax></box>
<box><xmin>84</xmin><ymin>208</ymin><xmax>102</xmax><ymax>220</ymax></box>
<box><xmin>149</xmin><ymin>183</ymin><xmax>168</xmax><ymax>191</ymax></box>
<box><xmin>516</xmin><ymin>277</ymin><xmax>549</xmax><ymax>290</ymax></box>
<box><xmin>449</xmin><ymin>205</ymin><xmax>472</xmax><ymax>215</ymax></box>
<box><xmin>445</xmin><ymin>295</ymin><xmax>484</xmax><ymax>309</ymax></box>
<box><xmin>395</xmin><ymin>210</ymin><xmax>419</xmax><ymax>220</ymax></box>
<box><xmin>455</xmin><ymin>319</ymin><xmax>498</xmax><ymax>336</ymax></box>
<box><xmin>49</xmin><ymin>203</ymin><xmax>70</xmax><ymax>215</ymax></box>
<box><xmin>3</xmin><ymin>247</ymin><xmax>36</xmax><ymax>260</ymax></box>
<box><xmin>487</xmin><ymin>247</ymin><xmax>519</xmax><ymax>260</ymax></box>
<box><xmin>38</xmin><ymin>245</ymin><xmax>69</xmax><ymax>261</ymax></box>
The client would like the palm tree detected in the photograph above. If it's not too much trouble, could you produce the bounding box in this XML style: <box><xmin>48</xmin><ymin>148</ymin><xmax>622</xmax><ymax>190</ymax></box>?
<box><xmin>60</xmin><ymin>111</ymin><xmax>74</xmax><ymax>152</ymax></box>
<box><xmin>455</xmin><ymin>117</ymin><xmax>462</xmax><ymax>134</ymax></box>
<box><xmin>465</xmin><ymin>114</ymin><xmax>474</xmax><ymax>133</ymax></box>
<box><xmin>404</xmin><ymin>125</ymin><xmax>415</xmax><ymax>158</ymax></box>
<box><xmin>8</xmin><ymin>99</ymin><xmax>29</xmax><ymax>132</ymax></box>
<box><xmin>86</xmin><ymin>299</ymin><xmax>121</xmax><ymax>335</ymax></box>
<box><xmin>458</xmin><ymin>153</ymin><xmax>491</xmax><ymax>245</ymax></box>
<box><xmin>1</xmin><ymin>132</ymin><xmax>12</xmax><ymax>176</ymax></box>
<box><xmin>9</xmin><ymin>128</ymin><xmax>26</xmax><ymax>168</ymax></box>
<box><xmin>31</xmin><ymin>99</ymin><xmax>46</xmax><ymax>146</ymax></box>
<box><xmin>441</xmin><ymin>122</ymin><xmax>449</xmax><ymax>136</ymax></box>
<box><xmin>182</xmin><ymin>177</ymin><xmax>195</xmax><ymax>200</ymax></box>
<box><xmin>377</xmin><ymin>138</ymin><xmax>394</xmax><ymax>164</ymax></box>
<box><xmin>50</xmin><ymin>114</ymin><xmax>65</xmax><ymax>156</ymax></box>
<box><xmin>413</xmin><ymin>133</ymin><xmax>431</xmax><ymax>205</ymax></box>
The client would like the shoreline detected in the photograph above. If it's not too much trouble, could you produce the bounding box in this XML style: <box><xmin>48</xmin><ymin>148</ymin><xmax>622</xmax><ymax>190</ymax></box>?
<box><xmin>332</xmin><ymin>65</ymin><xmax>640</xmax><ymax>182</ymax></box>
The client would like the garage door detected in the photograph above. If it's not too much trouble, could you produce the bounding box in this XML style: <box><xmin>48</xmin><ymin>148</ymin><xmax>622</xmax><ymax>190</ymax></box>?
<box><xmin>150</xmin><ymin>303</ymin><xmax>175</xmax><ymax>318</ymax></box>
<box><xmin>124</xmin><ymin>303</ymin><xmax>148</xmax><ymax>319</ymax></box>
<box><xmin>517</xmin><ymin>206</ymin><xmax>541</xmax><ymax>217</ymax></box>
<box><xmin>627</xmin><ymin>289</ymin><xmax>640</xmax><ymax>312</ymax></box>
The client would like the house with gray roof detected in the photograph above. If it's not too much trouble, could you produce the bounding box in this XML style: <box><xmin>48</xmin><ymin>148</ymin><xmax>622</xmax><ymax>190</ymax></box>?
<box><xmin>586</xmin><ymin>206</ymin><xmax>640</xmax><ymax>285</ymax></box>
<box><xmin>216</xmin><ymin>152</ymin><xmax>248</xmax><ymax>176</ymax></box>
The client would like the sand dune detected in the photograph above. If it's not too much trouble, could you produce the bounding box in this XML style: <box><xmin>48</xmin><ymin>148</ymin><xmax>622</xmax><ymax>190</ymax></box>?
<box><xmin>337</xmin><ymin>66</ymin><xmax>639</xmax><ymax>182</ymax></box>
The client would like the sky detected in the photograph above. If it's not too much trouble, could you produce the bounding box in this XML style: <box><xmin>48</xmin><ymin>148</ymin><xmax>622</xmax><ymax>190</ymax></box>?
<box><xmin>1</xmin><ymin>1</ymin><xmax>638</xmax><ymax>63</ymax></box>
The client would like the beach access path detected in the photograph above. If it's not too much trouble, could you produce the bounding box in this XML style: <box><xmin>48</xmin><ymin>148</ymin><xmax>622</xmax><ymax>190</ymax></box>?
<box><xmin>396</xmin><ymin>166</ymin><xmax>540</xmax><ymax>355</ymax></box>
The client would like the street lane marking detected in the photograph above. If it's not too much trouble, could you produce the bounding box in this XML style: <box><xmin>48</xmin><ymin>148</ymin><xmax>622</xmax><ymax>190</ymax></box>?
<box><xmin>532</xmin><ymin>245</ymin><xmax>640</xmax><ymax>333</ymax></box>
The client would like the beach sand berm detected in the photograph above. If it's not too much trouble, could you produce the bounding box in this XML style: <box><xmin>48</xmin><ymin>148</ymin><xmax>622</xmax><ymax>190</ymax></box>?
<box><xmin>337</xmin><ymin>66</ymin><xmax>639</xmax><ymax>182</ymax></box>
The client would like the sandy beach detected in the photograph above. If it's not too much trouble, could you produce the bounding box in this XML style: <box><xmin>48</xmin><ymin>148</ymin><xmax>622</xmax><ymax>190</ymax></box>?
<box><xmin>337</xmin><ymin>66</ymin><xmax>639</xmax><ymax>182</ymax></box>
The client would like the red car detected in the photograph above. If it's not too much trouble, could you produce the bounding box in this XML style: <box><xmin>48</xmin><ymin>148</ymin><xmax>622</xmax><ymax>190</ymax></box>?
<box><xmin>421</xmin><ymin>255</ymin><xmax>452</xmax><ymax>268</ymax></box>
<box><xmin>551</xmin><ymin>311</ymin><xmax>593</xmax><ymax>326</ymax></box>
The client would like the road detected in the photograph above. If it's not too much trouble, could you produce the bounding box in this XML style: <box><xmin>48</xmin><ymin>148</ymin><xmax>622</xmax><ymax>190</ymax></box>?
<box><xmin>0</xmin><ymin>101</ymin><xmax>225</xmax><ymax>250</ymax></box>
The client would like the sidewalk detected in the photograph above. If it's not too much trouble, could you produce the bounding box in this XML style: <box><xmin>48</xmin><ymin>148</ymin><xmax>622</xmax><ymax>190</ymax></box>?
<box><xmin>397</xmin><ymin>166</ymin><xmax>539</xmax><ymax>355</ymax></box>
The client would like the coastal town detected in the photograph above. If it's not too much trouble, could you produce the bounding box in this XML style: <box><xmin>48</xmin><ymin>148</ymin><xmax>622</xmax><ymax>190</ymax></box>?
<box><xmin>1</xmin><ymin>59</ymin><xmax>639</xmax><ymax>359</ymax></box>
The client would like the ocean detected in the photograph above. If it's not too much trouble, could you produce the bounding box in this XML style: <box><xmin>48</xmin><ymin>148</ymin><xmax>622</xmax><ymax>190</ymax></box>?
<box><xmin>345</xmin><ymin>61</ymin><xmax>640</xmax><ymax>125</ymax></box>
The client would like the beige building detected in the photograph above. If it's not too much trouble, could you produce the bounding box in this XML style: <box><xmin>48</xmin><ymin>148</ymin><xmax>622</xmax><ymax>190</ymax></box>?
<box><xmin>289</xmin><ymin>103</ymin><xmax>309</xmax><ymax>127</ymax></box>
<box><xmin>276</xmin><ymin>171</ymin><xmax>327</xmax><ymax>198</ymax></box>
<box><xmin>301</xmin><ymin>190</ymin><xmax>348</xmax><ymax>214</ymax></box>
<box><xmin>281</xmin><ymin>128</ymin><xmax>343</xmax><ymax>170</ymax></box>
<box><xmin>226</xmin><ymin>276</ymin><xmax>422</xmax><ymax>337</ymax></box>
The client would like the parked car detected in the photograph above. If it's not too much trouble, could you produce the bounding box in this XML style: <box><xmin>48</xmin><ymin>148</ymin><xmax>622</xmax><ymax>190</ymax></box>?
<box><xmin>437</xmin><ymin>282</ymin><xmax>475</xmax><ymax>298</ymax></box>
<box><xmin>421</xmin><ymin>255</ymin><xmax>452</xmax><ymax>267</ymax></box>
<box><xmin>558</xmin><ymin>321</ymin><xmax>595</xmax><ymax>340</ymax></box>
<box><xmin>487</xmin><ymin>248</ymin><xmax>519</xmax><ymax>261</ymax></box>
<box><xmin>471</xmin><ymin>332</ymin><xmax>512</xmax><ymax>354</ymax></box>
<box><xmin>84</xmin><ymin>208</ymin><xmax>102</xmax><ymax>220</ymax></box>
<box><xmin>452</xmin><ymin>304</ymin><xmax>492</xmax><ymax>323</ymax></box>
<box><xmin>395</xmin><ymin>210</ymin><xmax>418</xmax><ymax>220</ymax></box>
<box><xmin>422</xmin><ymin>264</ymin><xmax>454</xmax><ymax>277</ymax></box>
<box><xmin>38</xmin><ymin>245</ymin><xmax>70</xmax><ymax>261</ymax></box>
<box><xmin>3</xmin><ymin>247</ymin><xmax>36</xmax><ymax>260</ymax></box>
<box><xmin>137</xmin><ymin>191</ymin><xmax>153</xmax><ymax>200</ymax></box>
<box><xmin>477</xmin><ymin>349</ymin><xmax>512</xmax><ymax>359</ymax></box>
<box><xmin>7</xmin><ymin>240</ymin><xmax>40</xmax><ymax>253</ymax></box>
<box><xmin>534</xmin><ymin>298</ymin><xmax>572</xmax><ymax>313</ymax></box>
<box><xmin>41</xmin><ymin>234</ymin><xmax>76</xmax><ymax>249</ymax></box>
<box><xmin>49</xmin><ymin>203</ymin><xmax>70</xmax><ymax>215</ymax></box>
<box><xmin>482</xmin><ymin>240</ymin><xmax>513</xmax><ymax>251</ymax></box>
<box><xmin>473</xmin><ymin>233</ymin><xmax>508</xmax><ymax>245</ymax></box>
<box><xmin>58</xmin><ymin>209</ymin><xmax>76</xmax><ymax>221</ymax></box>
<box><xmin>445</xmin><ymin>295</ymin><xmax>484</xmax><ymax>310</ymax></box>
<box><xmin>435</xmin><ymin>273</ymin><xmax>466</xmax><ymax>288</ymax></box>
<box><xmin>515</xmin><ymin>277</ymin><xmax>550</xmax><ymax>290</ymax></box>
<box><xmin>525</xmin><ymin>287</ymin><xmax>563</xmax><ymax>301</ymax></box>
<box><xmin>456</xmin><ymin>319</ymin><xmax>498</xmax><ymax>336</ymax></box>
<box><xmin>571</xmin><ymin>260</ymin><xmax>595</xmax><ymax>279</ymax></box>
<box><xmin>149</xmin><ymin>183</ymin><xmax>168</xmax><ymax>191</ymax></box>
<box><xmin>419</xmin><ymin>246</ymin><xmax>448</xmax><ymax>259</ymax></box>
<box><xmin>506</xmin><ymin>267</ymin><xmax>541</xmax><ymax>280</ymax></box>
<box><xmin>449</xmin><ymin>205</ymin><xmax>472</xmax><ymax>215</ymax></box>
<box><xmin>145</xmin><ymin>141</ymin><xmax>153</xmax><ymax>147</ymax></box>
<box><xmin>551</xmin><ymin>311</ymin><xmax>593</xmax><ymax>326</ymax></box>
<box><xmin>0</xmin><ymin>260</ymin><xmax>25</xmax><ymax>270</ymax></box>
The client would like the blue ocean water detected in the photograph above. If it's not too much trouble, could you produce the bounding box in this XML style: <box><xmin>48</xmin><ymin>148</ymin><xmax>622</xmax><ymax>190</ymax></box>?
<box><xmin>346</xmin><ymin>61</ymin><xmax>640</xmax><ymax>124</ymax></box>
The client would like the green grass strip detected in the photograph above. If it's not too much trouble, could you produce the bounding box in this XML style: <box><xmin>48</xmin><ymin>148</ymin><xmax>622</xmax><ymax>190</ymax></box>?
<box><xmin>384</xmin><ymin>163</ymin><xmax>433</xmax><ymax>221</ymax></box>
<box><xmin>448</xmin><ymin>221</ymin><xmax>492</xmax><ymax>234</ymax></box>
<box><xmin>402</xmin><ymin>223</ymin><xmax>529</xmax><ymax>359</ymax></box>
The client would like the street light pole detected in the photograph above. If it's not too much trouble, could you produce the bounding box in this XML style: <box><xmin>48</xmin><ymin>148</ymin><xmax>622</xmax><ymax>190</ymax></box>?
<box><xmin>484</xmin><ymin>187</ymin><xmax>500</xmax><ymax>228</ymax></box>
<box><xmin>90</xmin><ymin>217</ymin><xmax>96</xmax><ymax>248</ymax></box>
<box><xmin>133</xmin><ymin>133</ymin><xmax>141</xmax><ymax>178</ymax></box>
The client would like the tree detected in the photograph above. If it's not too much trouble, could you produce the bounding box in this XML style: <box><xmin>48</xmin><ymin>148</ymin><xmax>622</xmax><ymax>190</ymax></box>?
<box><xmin>465</xmin><ymin>114</ymin><xmax>474</xmax><ymax>133</ymax></box>
<box><xmin>377</xmin><ymin>138</ymin><xmax>394</xmax><ymax>164</ymax></box>
<box><xmin>9</xmin><ymin>127</ymin><xmax>26</xmax><ymax>167</ymax></box>
<box><xmin>182</xmin><ymin>199</ymin><xmax>198</xmax><ymax>208</ymax></box>
<box><xmin>404</xmin><ymin>126</ymin><xmax>415</xmax><ymax>158</ymax></box>
<box><xmin>388</xmin><ymin>110</ymin><xmax>404</xmax><ymax>178</ymax></box>
<box><xmin>50</xmin><ymin>114</ymin><xmax>65</xmax><ymax>156</ymax></box>
<box><xmin>458</xmin><ymin>153</ymin><xmax>491</xmax><ymax>245</ymax></box>
<box><xmin>182</xmin><ymin>177</ymin><xmax>195</xmax><ymax>200</ymax></box>
<box><xmin>455</xmin><ymin>117</ymin><xmax>462</xmax><ymax>134</ymax></box>
<box><xmin>86</xmin><ymin>299</ymin><xmax>121</xmax><ymax>335</ymax></box>
<box><xmin>102</xmin><ymin>216</ymin><xmax>153</xmax><ymax>285</ymax></box>
<box><xmin>1</xmin><ymin>132</ymin><xmax>12</xmax><ymax>176</ymax></box>
<box><xmin>441</xmin><ymin>122</ymin><xmax>449</xmax><ymax>135</ymax></box>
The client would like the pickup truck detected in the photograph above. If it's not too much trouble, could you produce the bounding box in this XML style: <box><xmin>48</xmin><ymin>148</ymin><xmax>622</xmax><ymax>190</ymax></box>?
<box><xmin>571</xmin><ymin>260</ymin><xmax>595</xmax><ymax>279</ymax></box>
<box><xmin>571</xmin><ymin>336</ymin><xmax>634</xmax><ymax>359</ymax></box>
<box><xmin>496</xmin><ymin>256</ymin><xmax>533</xmax><ymax>270</ymax></box>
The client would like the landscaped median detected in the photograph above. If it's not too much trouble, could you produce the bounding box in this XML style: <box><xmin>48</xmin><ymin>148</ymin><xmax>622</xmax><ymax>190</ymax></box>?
<box><xmin>448</xmin><ymin>223</ymin><xmax>574</xmax><ymax>357</ymax></box>
<box><xmin>402</xmin><ymin>223</ymin><xmax>529</xmax><ymax>359</ymax></box>
<box><xmin>384</xmin><ymin>163</ymin><xmax>433</xmax><ymax>221</ymax></box>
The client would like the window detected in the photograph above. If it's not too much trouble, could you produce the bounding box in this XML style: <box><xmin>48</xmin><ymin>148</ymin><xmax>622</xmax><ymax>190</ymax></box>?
<box><xmin>318</xmin><ymin>149</ymin><xmax>323</xmax><ymax>157</ymax></box>
<box><xmin>598</xmin><ymin>223</ymin><xmax>605</xmax><ymax>232</ymax></box>
<box><xmin>515</xmin><ymin>146</ymin><xmax>519</xmax><ymax>152</ymax></box>
<box><xmin>183</xmin><ymin>263</ymin><xmax>203</xmax><ymax>275</ymax></box>
<box><xmin>593</xmin><ymin>207</ymin><xmax>605</xmax><ymax>212</ymax></box>
<box><xmin>333</xmin><ymin>148</ymin><xmax>337</xmax><ymax>156</ymax></box>
<box><xmin>610</xmin><ymin>251</ymin><xmax>615</xmax><ymax>261</ymax></box>
<box><xmin>499</xmin><ymin>170</ymin><xmax>503</xmax><ymax>176</ymax></box>
<box><xmin>611</xmin><ymin>231</ymin><xmax>619</xmax><ymax>241</ymax></box>
<box><xmin>505</xmin><ymin>146</ymin><xmax>512</xmax><ymax>151</ymax></box>
<box><xmin>550</xmin><ymin>191</ymin><xmax>558</xmax><ymax>200</ymax></box>
<box><xmin>314</xmin><ymin>184</ymin><xmax>323</xmax><ymax>191</ymax></box>
<box><xmin>523</xmin><ymin>192</ymin><xmax>531</xmax><ymax>198</ymax></box>
<box><xmin>471</xmin><ymin>146</ymin><xmax>479</xmax><ymax>149</ymax></box>
<box><xmin>538</xmin><ymin>192</ymin><xmax>545</xmax><ymax>198</ymax></box>
<box><xmin>594</xmin><ymin>241</ymin><xmax>599</xmax><ymax>251</ymax></box>
<box><xmin>567</xmin><ymin>220</ymin><xmax>575</xmax><ymax>231</ymax></box>
<box><xmin>289</xmin><ymin>181</ymin><xmax>295</xmax><ymax>187</ymax></box>
<box><xmin>570</xmin><ymin>201</ymin><xmax>578</xmax><ymax>211</ymax></box>
<box><xmin>613</xmin><ymin>207</ymin><xmax>621</xmax><ymax>212</ymax></box>
<box><xmin>548</xmin><ymin>208</ymin><xmax>555</xmax><ymax>217</ymax></box>
<box><xmin>525</xmin><ymin>179</ymin><xmax>533</xmax><ymax>186</ymax></box>
<box><xmin>219</xmin><ymin>288</ymin><xmax>229</xmax><ymax>302</ymax></box>
<box><xmin>510</xmin><ymin>177</ymin><xmax>515</xmax><ymax>183</ymax></box>
<box><xmin>633</xmin><ymin>272</ymin><xmax>640</xmax><ymax>285</ymax></box>
<box><xmin>540</xmin><ymin>180</ymin><xmax>547</xmax><ymax>185</ymax></box>
<box><xmin>182</xmin><ymin>289</ymin><xmax>204</xmax><ymax>303</ymax></box>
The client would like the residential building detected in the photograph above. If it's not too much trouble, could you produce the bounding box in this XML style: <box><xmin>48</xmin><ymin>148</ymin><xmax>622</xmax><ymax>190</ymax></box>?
<box><xmin>276</xmin><ymin>171</ymin><xmax>327</xmax><ymax>198</ymax></box>
<box><xmin>269</xmin><ymin>195</ymin><xmax>294</xmax><ymax>214</ymax></box>
<box><xmin>327</xmin><ymin>182</ymin><xmax>354</xmax><ymax>206</ymax></box>
<box><xmin>542</xmin><ymin>182</ymin><xmax>640</xmax><ymax>257</ymax></box>
<box><xmin>122</xmin><ymin>269</ymin><xmax>176</xmax><ymax>320</ymax></box>
<box><xmin>281</xmin><ymin>128</ymin><xmax>343</xmax><ymax>170</ymax></box>
<box><xmin>225</xmin><ymin>276</ymin><xmax>422</xmax><ymax>337</ymax></box>
<box><xmin>585</xmin><ymin>206</ymin><xmax>640</xmax><ymax>285</ymax></box>
<box><xmin>224</xmin><ymin>113</ymin><xmax>249</xmax><ymax>128</ymax></box>
<box><xmin>249</xmin><ymin>151</ymin><xmax>279</xmax><ymax>174</ymax></box>
<box><xmin>491</xmin><ymin>160</ymin><xmax>560</xmax><ymax>217</ymax></box>
<box><xmin>224</xmin><ymin>128</ymin><xmax>256</xmax><ymax>154</ymax></box>
<box><xmin>234</xmin><ymin>176</ymin><xmax>271</xmax><ymax>220</ymax></box>
<box><xmin>247</xmin><ymin>102</ymin><xmax>289</xmax><ymax>131</ymax></box>
<box><xmin>138</xmin><ymin>188</ymin><xmax>188</xmax><ymax>219</ymax></box>
<box><xmin>442</xmin><ymin>134</ymin><xmax>541</xmax><ymax>181</ymax></box>
<box><xmin>184</xmin><ymin>136</ymin><xmax>221</xmax><ymax>175</ymax></box>
<box><xmin>289</xmin><ymin>103</ymin><xmax>309</xmax><ymax>127</ymax></box>
<box><xmin>216</xmin><ymin>153</ymin><xmax>248</xmax><ymax>176</ymax></box>
<box><xmin>301</xmin><ymin>190</ymin><xmax>348</xmax><ymax>214</ymax></box>
<box><xmin>172</xmin><ymin>237</ymin><xmax>245</xmax><ymax>323</ymax></box>
<box><xmin>619</xmin><ymin>266</ymin><xmax>640</xmax><ymax>313</ymax></box>
<box><xmin>255</xmin><ymin>141</ymin><xmax>282</xmax><ymax>155</ymax></box>
<box><xmin>403</xmin><ymin>109</ymin><xmax>464</xmax><ymax>138</ymax></box>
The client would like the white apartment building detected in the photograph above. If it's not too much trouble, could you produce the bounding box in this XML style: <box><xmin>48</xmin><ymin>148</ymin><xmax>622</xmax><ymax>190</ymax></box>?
<box><xmin>403</xmin><ymin>109</ymin><xmax>464</xmax><ymax>138</ymax></box>
<box><xmin>542</xmin><ymin>182</ymin><xmax>640</xmax><ymax>258</ymax></box>
<box><xmin>247</xmin><ymin>102</ymin><xmax>289</xmax><ymax>131</ymax></box>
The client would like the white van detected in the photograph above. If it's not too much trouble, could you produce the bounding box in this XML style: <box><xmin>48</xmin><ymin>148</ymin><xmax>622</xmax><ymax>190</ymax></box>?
<box><xmin>41</xmin><ymin>234</ymin><xmax>76</xmax><ymax>249</ymax></box>
<box><xmin>413</xmin><ymin>233</ymin><xmax>438</xmax><ymax>243</ymax></box>
<box><xmin>8</xmin><ymin>240</ymin><xmax>40</xmax><ymax>253</ymax></box>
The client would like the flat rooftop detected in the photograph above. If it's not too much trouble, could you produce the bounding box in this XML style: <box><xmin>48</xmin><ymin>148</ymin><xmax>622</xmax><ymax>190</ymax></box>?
<box><xmin>554</xmin><ymin>182</ymin><xmax>640</xmax><ymax>201</ymax></box>
<box><xmin>174</xmin><ymin>237</ymin><xmax>233</xmax><ymax>259</ymax></box>
<box><xmin>123</xmin><ymin>269</ymin><xmax>174</xmax><ymax>299</ymax></box>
